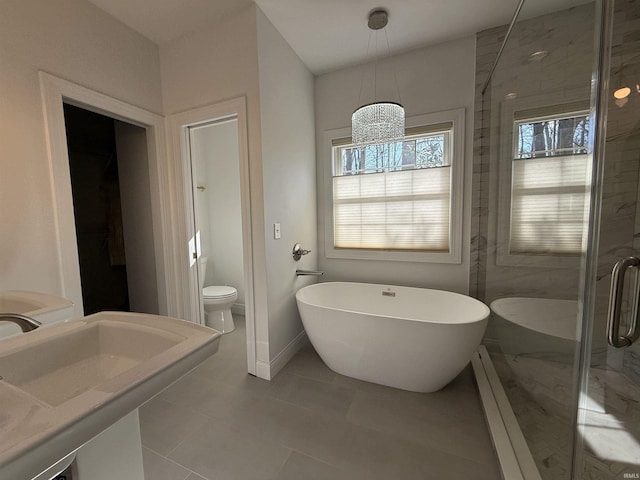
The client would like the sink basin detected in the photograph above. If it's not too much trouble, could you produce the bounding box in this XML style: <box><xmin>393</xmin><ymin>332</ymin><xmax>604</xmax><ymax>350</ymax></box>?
<box><xmin>2</xmin><ymin>319</ymin><xmax>185</xmax><ymax>406</ymax></box>
<box><xmin>0</xmin><ymin>311</ymin><xmax>221</xmax><ymax>480</ymax></box>
<box><xmin>0</xmin><ymin>291</ymin><xmax>74</xmax><ymax>339</ymax></box>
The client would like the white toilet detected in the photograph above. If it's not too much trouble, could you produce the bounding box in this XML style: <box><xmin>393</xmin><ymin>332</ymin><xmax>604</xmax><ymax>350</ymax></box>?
<box><xmin>199</xmin><ymin>257</ymin><xmax>237</xmax><ymax>334</ymax></box>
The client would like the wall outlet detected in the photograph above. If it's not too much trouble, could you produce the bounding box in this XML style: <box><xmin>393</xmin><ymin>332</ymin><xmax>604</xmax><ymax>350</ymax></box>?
<box><xmin>274</xmin><ymin>223</ymin><xmax>281</xmax><ymax>239</ymax></box>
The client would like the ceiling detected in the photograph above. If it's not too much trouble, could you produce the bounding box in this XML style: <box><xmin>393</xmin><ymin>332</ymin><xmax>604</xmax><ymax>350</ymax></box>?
<box><xmin>85</xmin><ymin>0</ymin><xmax>578</xmax><ymax>75</ymax></box>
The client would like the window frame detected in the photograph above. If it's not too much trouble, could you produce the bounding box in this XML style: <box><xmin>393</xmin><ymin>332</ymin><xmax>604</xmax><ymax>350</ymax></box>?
<box><xmin>323</xmin><ymin>108</ymin><xmax>465</xmax><ymax>263</ymax></box>
<box><xmin>496</xmin><ymin>100</ymin><xmax>592</xmax><ymax>267</ymax></box>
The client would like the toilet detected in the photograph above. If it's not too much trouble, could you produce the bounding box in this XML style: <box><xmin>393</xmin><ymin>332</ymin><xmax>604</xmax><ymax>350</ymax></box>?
<box><xmin>199</xmin><ymin>257</ymin><xmax>237</xmax><ymax>334</ymax></box>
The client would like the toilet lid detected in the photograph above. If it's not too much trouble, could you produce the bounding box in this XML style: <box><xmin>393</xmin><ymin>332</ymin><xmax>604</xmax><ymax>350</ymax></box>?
<box><xmin>203</xmin><ymin>285</ymin><xmax>237</xmax><ymax>298</ymax></box>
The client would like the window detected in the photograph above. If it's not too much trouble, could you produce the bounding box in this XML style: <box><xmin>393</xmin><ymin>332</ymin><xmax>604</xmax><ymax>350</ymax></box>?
<box><xmin>325</xmin><ymin>109</ymin><xmax>465</xmax><ymax>263</ymax></box>
<box><xmin>506</xmin><ymin>108</ymin><xmax>590</xmax><ymax>256</ymax></box>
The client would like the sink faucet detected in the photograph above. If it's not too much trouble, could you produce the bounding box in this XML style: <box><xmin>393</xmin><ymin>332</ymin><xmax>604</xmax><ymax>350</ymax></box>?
<box><xmin>0</xmin><ymin>313</ymin><xmax>42</xmax><ymax>332</ymax></box>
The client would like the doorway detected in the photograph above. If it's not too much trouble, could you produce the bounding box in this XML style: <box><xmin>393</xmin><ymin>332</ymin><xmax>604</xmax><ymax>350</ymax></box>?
<box><xmin>40</xmin><ymin>72</ymin><xmax>172</xmax><ymax>318</ymax></box>
<box><xmin>188</xmin><ymin>119</ymin><xmax>245</xmax><ymax>323</ymax></box>
<box><xmin>63</xmin><ymin>104</ymin><xmax>159</xmax><ymax>315</ymax></box>
<box><xmin>169</xmin><ymin>97</ymin><xmax>257</xmax><ymax>376</ymax></box>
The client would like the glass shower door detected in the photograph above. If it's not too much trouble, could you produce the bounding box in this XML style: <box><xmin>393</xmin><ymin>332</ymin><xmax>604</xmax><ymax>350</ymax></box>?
<box><xmin>575</xmin><ymin>0</ymin><xmax>640</xmax><ymax>476</ymax></box>
<box><xmin>476</xmin><ymin>1</ymin><xmax>600</xmax><ymax>478</ymax></box>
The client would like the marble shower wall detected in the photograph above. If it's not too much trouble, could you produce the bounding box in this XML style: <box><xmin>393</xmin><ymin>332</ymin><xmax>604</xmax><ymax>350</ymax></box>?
<box><xmin>472</xmin><ymin>2</ymin><xmax>597</xmax><ymax>306</ymax></box>
<box><xmin>470</xmin><ymin>2</ymin><xmax>640</xmax><ymax>478</ymax></box>
<box><xmin>470</xmin><ymin>7</ymin><xmax>598</xmax><ymax>477</ymax></box>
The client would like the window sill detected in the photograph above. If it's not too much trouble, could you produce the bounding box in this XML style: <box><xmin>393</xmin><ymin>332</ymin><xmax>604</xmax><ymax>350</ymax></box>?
<box><xmin>326</xmin><ymin>246</ymin><xmax>461</xmax><ymax>264</ymax></box>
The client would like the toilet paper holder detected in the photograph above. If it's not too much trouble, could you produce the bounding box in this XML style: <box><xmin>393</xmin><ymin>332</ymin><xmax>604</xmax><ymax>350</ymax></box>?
<box><xmin>292</xmin><ymin>243</ymin><xmax>311</xmax><ymax>261</ymax></box>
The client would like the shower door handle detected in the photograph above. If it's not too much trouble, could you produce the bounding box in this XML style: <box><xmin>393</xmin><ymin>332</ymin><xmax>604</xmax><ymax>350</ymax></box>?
<box><xmin>607</xmin><ymin>256</ymin><xmax>640</xmax><ymax>348</ymax></box>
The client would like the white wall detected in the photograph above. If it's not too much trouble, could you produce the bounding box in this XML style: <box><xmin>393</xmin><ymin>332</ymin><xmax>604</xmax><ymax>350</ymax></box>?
<box><xmin>256</xmin><ymin>9</ymin><xmax>317</xmax><ymax>359</ymax></box>
<box><xmin>314</xmin><ymin>36</ymin><xmax>476</xmax><ymax>294</ymax></box>
<box><xmin>160</xmin><ymin>5</ymin><xmax>272</xmax><ymax>365</ymax></box>
<box><xmin>161</xmin><ymin>5</ymin><xmax>316</xmax><ymax>371</ymax></box>
<box><xmin>190</xmin><ymin>120</ymin><xmax>245</xmax><ymax>306</ymax></box>
<box><xmin>0</xmin><ymin>0</ymin><xmax>162</xmax><ymax>298</ymax></box>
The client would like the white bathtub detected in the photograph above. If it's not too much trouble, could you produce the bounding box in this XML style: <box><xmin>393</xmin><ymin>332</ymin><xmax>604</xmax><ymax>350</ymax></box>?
<box><xmin>488</xmin><ymin>297</ymin><xmax>579</xmax><ymax>361</ymax></box>
<box><xmin>295</xmin><ymin>282</ymin><xmax>490</xmax><ymax>392</ymax></box>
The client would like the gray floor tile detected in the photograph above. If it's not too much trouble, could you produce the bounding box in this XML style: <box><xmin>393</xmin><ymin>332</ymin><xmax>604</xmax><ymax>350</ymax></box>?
<box><xmin>157</xmin><ymin>371</ymin><xmax>218</xmax><ymax>408</ymax></box>
<box><xmin>140</xmin><ymin>315</ymin><xmax>500</xmax><ymax>480</ymax></box>
<box><xmin>278</xmin><ymin>412</ymin><xmax>498</xmax><ymax>480</ymax></box>
<box><xmin>139</xmin><ymin>397</ymin><xmax>210</xmax><ymax>456</ymax></box>
<box><xmin>185</xmin><ymin>474</ymin><xmax>208</xmax><ymax>480</ymax></box>
<box><xmin>274</xmin><ymin>451</ymin><xmax>350</xmax><ymax>480</ymax></box>
<box><xmin>280</xmin><ymin>343</ymin><xmax>337</xmax><ymax>383</ymax></box>
<box><xmin>346</xmin><ymin>390</ymin><xmax>496</xmax><ymax>466</ymax></box>
<box><xmin>142</xmin><ymin>447</ymin><xmax>191</xmax><ymax>480</ymax></box>
<box><xmin>168</xmin><ymin>418</ymin><xmax>292</xmax><ymax>480</ymax></box>
<box><xmin>269</xmin><ymin>372</ymin><xmax>355</xmax><ymax>418</ymax></box>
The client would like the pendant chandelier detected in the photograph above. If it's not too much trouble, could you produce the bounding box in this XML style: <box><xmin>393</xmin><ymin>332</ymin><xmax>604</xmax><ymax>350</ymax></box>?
<box><xmin>352</xmin><ymin>8</ymin><xmax>405</xmax><ymax>146</ymax></box>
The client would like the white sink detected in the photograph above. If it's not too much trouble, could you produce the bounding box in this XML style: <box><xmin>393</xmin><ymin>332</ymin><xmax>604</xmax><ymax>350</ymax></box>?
<box><xmin>0</xmin><ymin>311</ymin><xmax>220</xmax><ymax>480</ymax></box>
<box><xmin>0</xmin><ymin>291</ymin><xmax>74</xmax><ymax>339</ymax></box>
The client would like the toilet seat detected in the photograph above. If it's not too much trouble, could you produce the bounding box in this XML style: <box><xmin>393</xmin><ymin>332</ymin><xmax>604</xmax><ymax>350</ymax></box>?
<box><xmin>203</xmin><ymin>285</ymin><xmax>237</xmax><ymax>299</ymax></box>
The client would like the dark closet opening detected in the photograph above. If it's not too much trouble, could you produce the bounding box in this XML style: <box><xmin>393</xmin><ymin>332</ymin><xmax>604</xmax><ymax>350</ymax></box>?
<box><xmin>64</xmin><ymin>104</ymin><xmax>130</xmax><ymax>315</ymax></box>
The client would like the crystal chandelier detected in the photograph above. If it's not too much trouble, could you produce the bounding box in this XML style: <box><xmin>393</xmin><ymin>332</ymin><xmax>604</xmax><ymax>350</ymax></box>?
<box><xmin>352</xmin><ymin>9</ymin><xmax>405</xmax><ymax>146</ymax></box>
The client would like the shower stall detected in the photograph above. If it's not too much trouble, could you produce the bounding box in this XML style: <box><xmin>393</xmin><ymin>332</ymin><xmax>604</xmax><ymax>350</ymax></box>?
<box><xmin>473</xmin><ymin>0</ymin><xmax>640</xmax><ymax>479</ymax></box>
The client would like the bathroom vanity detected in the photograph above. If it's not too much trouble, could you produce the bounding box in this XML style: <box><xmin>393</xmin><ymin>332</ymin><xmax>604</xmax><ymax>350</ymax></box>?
<box><xmin>0</xmin><ymin>311</ymin><xmax>221</xmax><ymax>479</ymax></box>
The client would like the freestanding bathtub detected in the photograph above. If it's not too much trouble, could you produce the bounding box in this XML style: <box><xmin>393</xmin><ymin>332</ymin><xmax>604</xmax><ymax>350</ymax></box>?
<box><xmin>296</xmin><ymin>282</ymin><xmax>490</xmax><ymax>392</ymax></box>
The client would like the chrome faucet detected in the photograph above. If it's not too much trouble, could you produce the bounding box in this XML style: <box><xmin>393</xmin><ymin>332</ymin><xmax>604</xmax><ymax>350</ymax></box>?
<box><xmin>0</xmin><ymin>313</ymin><xmax>42</xmax><ymax>332</ymax></box>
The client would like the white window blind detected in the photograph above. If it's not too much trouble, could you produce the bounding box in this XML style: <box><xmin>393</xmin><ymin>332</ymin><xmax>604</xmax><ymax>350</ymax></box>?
<box><xmin>510</xmin><ymin>155</ymin><xmax>589</xmax><ymax>254</ymax></box>
<box><xmin>333</xmin><ymin>167</ymin><xmax>450</xmax><ymax>250</ymax></box>
<box><xmin>332</xmin><ymin>126</ymin><xmax>452</xmax><ymax>252</ymax></box>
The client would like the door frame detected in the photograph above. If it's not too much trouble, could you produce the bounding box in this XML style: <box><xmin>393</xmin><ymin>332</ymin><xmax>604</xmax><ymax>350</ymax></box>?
<box><xmin>168</xmin><ymin>97</ymin><xmax>257</xmax><ymax>376</ymax></box>
<box><xmin>39</xmin><ymin>72</ymin><xmax>175</xmax><ymax>317</ymax></box>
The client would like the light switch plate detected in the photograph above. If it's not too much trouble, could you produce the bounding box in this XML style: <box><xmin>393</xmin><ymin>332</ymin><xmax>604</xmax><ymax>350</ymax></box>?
<box><xmin>188</xmin><ymin>237</ymin><xmax>196</xmax><ymax>267</ymax></box>
<box><xmin>274</xmin><ymin>223</ymin><xmax>281</xmax><ymax>239</ymax></box>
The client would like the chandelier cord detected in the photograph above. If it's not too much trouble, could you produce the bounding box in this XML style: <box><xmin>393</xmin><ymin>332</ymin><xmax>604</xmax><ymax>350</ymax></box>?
<box><xmin>374</xmin><ymin>30</ymin><xmax>378</xmax><ymax>103</ymax></box>
<box><xmin>352</xmin><ymin>8</ymin><xmax>405</xmax><ymax>146</ymax></box>
<box><xmin>356</xmin><ymin>30</ymin><xmax>374</xmax><ymax>109</ymax></box>
<box><xmin>384</xmin><ymin>27</ymin><xmax>402</xmax><ymax>106</ymax></box>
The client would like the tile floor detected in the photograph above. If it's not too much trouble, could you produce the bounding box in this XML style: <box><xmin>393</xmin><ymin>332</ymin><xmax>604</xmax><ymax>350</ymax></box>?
<box><xmin>491</xmin><ymin>351</ymin><xmax>640</xmax><ymax>480</ymax></box>
<box><xmin>139</xmin><ymin>316</ymin><xmax>501</xmax><ymax>480</ymax></box>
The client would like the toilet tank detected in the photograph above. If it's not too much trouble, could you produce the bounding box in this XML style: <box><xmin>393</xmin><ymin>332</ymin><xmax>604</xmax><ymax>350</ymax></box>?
<box><xmin>199</xmin><ymin>256</ymin><xmax>208</xmax><ymax>287</ymax></box>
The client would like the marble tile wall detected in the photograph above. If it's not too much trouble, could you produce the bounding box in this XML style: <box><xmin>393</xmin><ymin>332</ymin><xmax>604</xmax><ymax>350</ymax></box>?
<box><xmin>471</xmin><ymin>3</ymin><xmax>596</xmax><ymax>305</ymax></box>
<box><xmin>492</xmin><ymin>350</ymin><xmax>640</xmax><ymax>480</ymax></box>
<box><xmin>470</xmin><ymin>24</ymin><xmax>507</xmax><ymax>300</ymax></box>
<box><xmin>473</xmin><ymin>1</ymin><xmax>640</xmax><ymax>479</ymax></box>
<box><xmin>472</xmin><ymin>5</ymin><xmax>598</xmax><ymax>480</ymax></box>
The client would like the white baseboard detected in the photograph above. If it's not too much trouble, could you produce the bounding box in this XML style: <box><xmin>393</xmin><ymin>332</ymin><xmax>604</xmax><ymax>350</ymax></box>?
<box><xmin>255</xmin><ymin>360</ymin><xmax>271</xmax><ymax>380</ymax></box>
<box><xmin>471</xmin><ymin>346</ymin><xmax>542</xmax><ymax>480</ymax></box>
<box><xmin>254</xmin><ymin>330</ymin><xmax>308</xmax><ymax>381</ymax></box>
<box><xmin>231</xmin><ymin>303</ymin><xmax>245</xmax><ymax>316</ymax></box>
